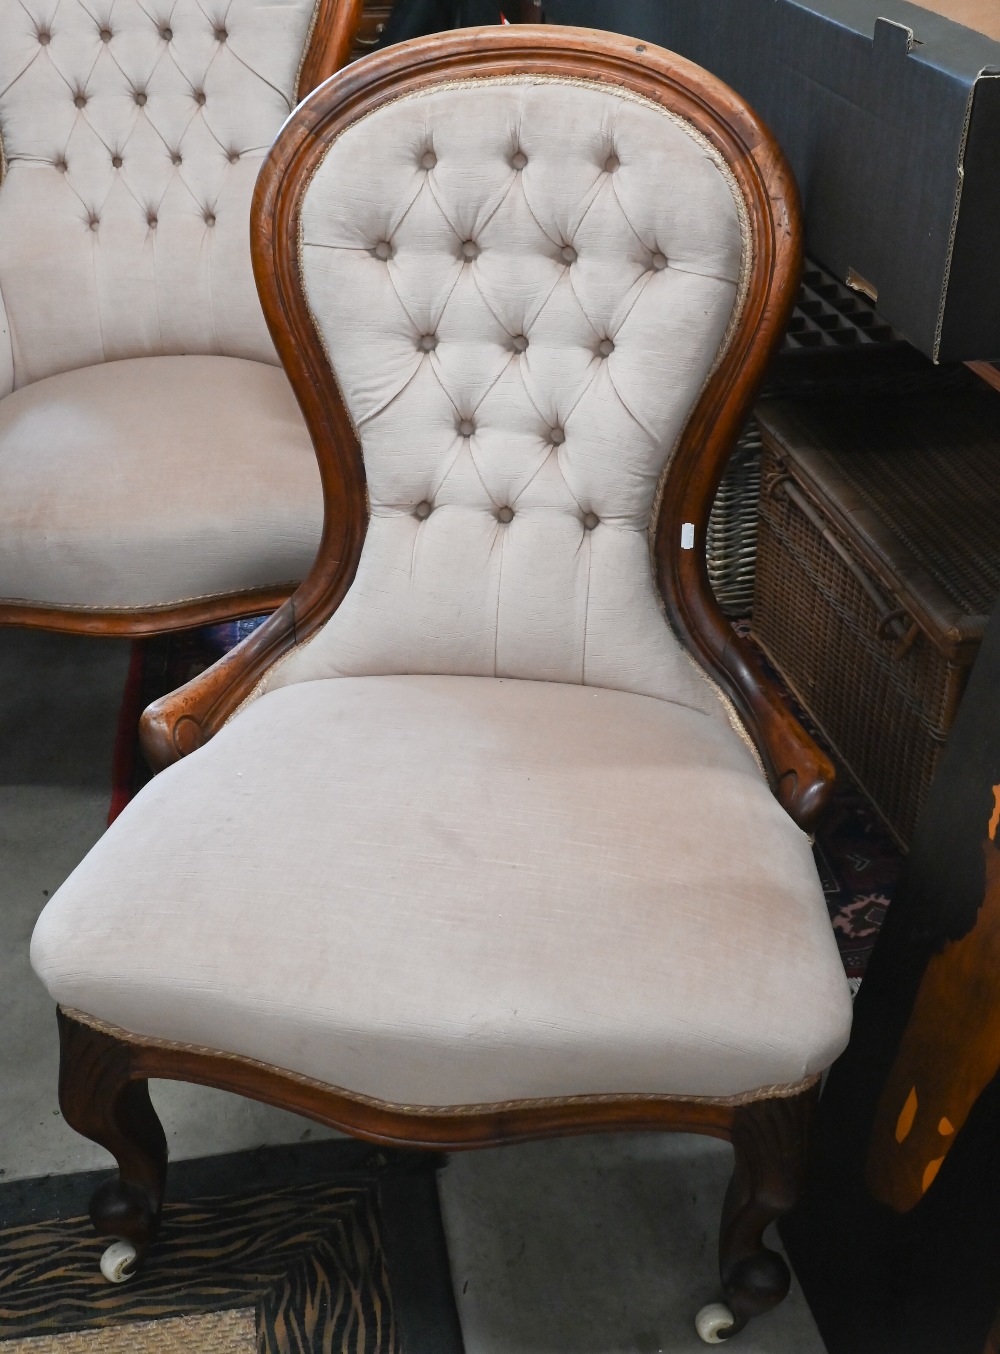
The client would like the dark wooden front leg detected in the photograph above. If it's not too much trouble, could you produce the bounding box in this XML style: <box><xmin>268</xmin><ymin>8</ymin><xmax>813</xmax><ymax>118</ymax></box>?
<box><xmin>719</xmin><ymin>1085</ymin><xmax>818</xmax><ymax>1336</ymax></box>
<box><xmin>57</xmin><ymin>1009</ymin><xmax>168</xmax><ymax>1273</ymax></box>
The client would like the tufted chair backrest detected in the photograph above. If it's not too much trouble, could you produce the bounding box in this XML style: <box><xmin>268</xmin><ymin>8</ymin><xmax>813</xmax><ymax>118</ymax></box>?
<box><xmin>0</xmin><ymin>0</ymin><xmax>350</xmax><ymax>396</ymax></box>
<box><xmin>242</xmin><ymin>30</ymin><xmax>800</xmax><ymax>724</ymax></box>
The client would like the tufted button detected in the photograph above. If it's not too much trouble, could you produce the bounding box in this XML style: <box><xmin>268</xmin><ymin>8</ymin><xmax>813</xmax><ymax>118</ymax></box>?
<box><xmin>560</xmin><ymin>245</ymin><xmax>577</xmax><ymax>265</ymax></box>
<box><xmin>159</xmin><ymin>24</ymin><xmax>173</xmax><ymax>40</ymax></box>
<box><xmin>420</xmin><ymin>150</ymin><xmax>437</xmax><ymax>170</ymax></box>
<box><xmin>146</xmin><ymin>212</ymin><xmax>157</xmax><ymax>228</ymax></box>
<box><xmin>373</xmin><ymin>240</ymin><xmax>393</xmax><ymax>261</ymax></box>
<box><xmin>171</xmin><ymin>151</ymin><xmax>183</xmax><ymax>166</ymax></box>
<box><xmin>583</xmin><ymin>511</ymin><xmax>600</xmax><ymax>530</ymax></box>
<box><xmin>511</xmin><ymin>150</ymin><xmax>528</xmax><ymax>170</ymax></box>
<box><xmin>417</xmin><ymin>334</ymin><xmax>438</xmax><ymax>352</ymax></box>
<box><xmin>134</xmin><ymin>91</ymin><xmax>147</xmax><ymax>106</ymax></box>
<box><xmin>598</xmin><ymin>338</ymin><xmax>616</xmax><ymax>357</ymax></box>
<box><xmin>54</xmin><ymin>157</ymin><xmax>68</xmax><ymax>173</ymax></box>
<box><xmin>204</xmin><ymin>211</ymin><xmax>216</xmax><ymax>227</ymax></box>
<box><xmin>74</xmin><ymin>93</ymin><xmax>88</xmax><ymax>109</ymax></box>
<box><xmin>227</xmin><ymin>150</ymin><xmax>240</xmax><ymax>164</ymax></box>
<box><xmin>112</xmin><ymin>154</ymin><xmax>123</xmax><ymax>168</ymax></box>
<box><xmin>99</xmin><ymin>26</ymin><xmax>113</xmax><ymax>42</ymax></box>
<box><xmin>414</xmin><ymin>500</ymin><xmax>432</xmax><ymax>520</ymax></box>
<box><xmin>87</xmin><ymin>214</ymin><xmax>99</xmax><ymax>231</ymax></box>
<box><xmin>461</xmin><ymin>240</ymin><xmax>480</xmax><ymax>261</ymax></box>
<box><xmin>497</xmin><ymin>506</ymin><xmax>514</xmax><ymax>524</ymax></box>
<box><xmin>549</xmin><ymin>426</ymin><xmax>565</xmax><ymax>445</ymax></box>
<box><xmin>512</xmin><ymin>334</ymin><xmax>528</xmax><ymax>353</ymax></box>
<box><xmin>194</xmin><ymin>89</ymin><xmax>206</xmax><ymax>106</ymax></box>
<box><xmin>38</xmin><ymin>29</ymin><xmax>51</xmax><ymax>44</ymax></box>
<box><xmin>458</xmin><ymin>419</ymin><xmax>475</xmax><ymax>437</ymax></box>
<box><xmin>214</xmin><ymin>26</ymin><xmax>228</xmax><ymax>41</ymax></box>
<box><xmin>604</xmin><ymin>153</ymin><xmax>620</xmax><ymax>172</ymax></box>
<box><xmin>651</xmin><ymin>252</ymin><xmax>668</xmax><ymax>271</ymax></box>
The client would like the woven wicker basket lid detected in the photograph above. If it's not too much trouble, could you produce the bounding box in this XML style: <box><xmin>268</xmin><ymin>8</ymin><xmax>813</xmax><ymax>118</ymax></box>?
<box><xmin>755</xmin><ymin>389</ymin><xmax>1000</xmax><ymax>654</ymax></box>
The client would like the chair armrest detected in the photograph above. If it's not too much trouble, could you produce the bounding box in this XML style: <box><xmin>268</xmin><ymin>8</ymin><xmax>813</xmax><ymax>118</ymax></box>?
<box><xmin>140</xmin><ymin>603</ymin><xmax>300</xmax><ymax>771</ymax></box>
<box><xmin>663</xmin><ymin>539</ymin><xmax>834</xmax><ymax>827</ymax></box>
<box><xmin>660</xmin><ymin>513</ymin><xmax>835</xmax><ymax>832</ymax></box>
<box><xmin>719</xmin><ymin>631</ymin><xmax>835</xmax><ymax>831</ymax></box>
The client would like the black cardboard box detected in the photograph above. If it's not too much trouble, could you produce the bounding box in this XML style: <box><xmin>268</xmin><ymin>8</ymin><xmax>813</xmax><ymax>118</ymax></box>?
<box><xmin>546</xmin><ymin>0</ymin><xmax>1000</xmax><ymax>363</ymax></box>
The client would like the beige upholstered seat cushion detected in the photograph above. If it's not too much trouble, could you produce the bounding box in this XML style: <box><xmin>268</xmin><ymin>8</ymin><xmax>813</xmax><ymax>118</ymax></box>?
<box><xmin>0</xmin><ymin>355</ymin><xmax>322</xmax><ymax>610</ymax></box>
<box><xmin>31</xmin><ymin>676</ymin><xmax>853</xmax><ymax>1106</ymax></box>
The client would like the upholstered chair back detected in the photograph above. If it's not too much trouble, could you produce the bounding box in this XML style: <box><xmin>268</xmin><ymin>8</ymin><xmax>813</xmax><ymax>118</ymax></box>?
<box><xmin>262</xmin><ymin>76</ymin><xmax>749</xmax><ymax>713</ymax></box>
<box><xmin>0</xmin><ymin>0</ymin><xmax>333</xmax><ymax>397</ymax></box>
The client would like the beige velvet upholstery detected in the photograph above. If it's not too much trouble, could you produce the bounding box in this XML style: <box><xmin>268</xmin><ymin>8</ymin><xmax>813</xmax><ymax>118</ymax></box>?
<box><xmin>31</xmin><ymin>65</ymin><xmax>853</xmax><ymax>1115</ymax></box>
<box><xmin>0</xmin><ymin>0</ymin><xmax>321</xmax><ymax>391</ymax></box>
<box><xmin>0</xmin><ymin>0</ymin><xmax>325</xmax><ymax>612</ymax></box>
<box><xmin>264</xmin><ymin>80</ymin><xmax>746</xmax><ymax>705</ymax></box>
<box><xmin>0</xmin><ymin>356</ymin><xmax>323</xmax><ymax>609</ymax></box>
<box><xmin>31</xmin><ymin>676</ymin><xmax>853</xmax><ymax>1106</ymax></box>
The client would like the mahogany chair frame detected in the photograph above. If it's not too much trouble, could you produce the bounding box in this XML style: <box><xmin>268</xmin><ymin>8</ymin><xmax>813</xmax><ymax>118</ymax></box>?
<box><xmin>0</xmin><ymin>0</ymin><xmax>366</xmax><ymax>638</ymax></box>
<box><xmin>58</xmin><ymin>27</ymin><xmax>834</xmax><ymax>1339</ymax></box>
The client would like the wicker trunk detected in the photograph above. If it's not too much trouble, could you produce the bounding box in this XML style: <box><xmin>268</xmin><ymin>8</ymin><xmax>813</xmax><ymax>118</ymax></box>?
<box><xmin>753</xmin><ymin>391</ymin><xmax>1000</xmax><ymax>848</ymax></box>
<box><xmin>707</xmin><ymin>262</ymin><xmax>971</xmax><ymax>616</ymax></box>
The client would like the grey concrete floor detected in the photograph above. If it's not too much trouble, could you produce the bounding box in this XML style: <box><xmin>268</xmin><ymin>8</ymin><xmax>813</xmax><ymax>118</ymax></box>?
<box><xmin>0</xmin><ymin>628</ymin><xmax>826</xmax><ymax>1352</ymax></box>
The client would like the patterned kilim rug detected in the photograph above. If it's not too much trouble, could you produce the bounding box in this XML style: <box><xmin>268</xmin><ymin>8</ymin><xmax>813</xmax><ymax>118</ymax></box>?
<box><xmin>0</xmin><ymin>1141</ymin><xmax>463</xmax><ymax>1354</ymax></box>
<box><xmin>810</xmin><ymin>781</ymin><xmax>901</xmax><ymax>988</ymax></box>
<box><xmin>111</xmin><ymin>615</ymin><xmax>903</xmax><ymax>985</ymax></box>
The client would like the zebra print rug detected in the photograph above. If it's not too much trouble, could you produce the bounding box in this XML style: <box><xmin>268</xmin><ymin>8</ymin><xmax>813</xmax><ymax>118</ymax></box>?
<box><xmin>0</xmin><ymin>1140</ymin><xmax>463</xmax><ymax>1353</ymax></box>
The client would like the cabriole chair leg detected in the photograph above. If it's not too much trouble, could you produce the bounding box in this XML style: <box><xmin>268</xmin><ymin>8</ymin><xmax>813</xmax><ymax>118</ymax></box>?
<box><xmin>57</xmin><ymin>1008</ymin><xmax>168</xmax><ymax>1282</ymax></box>
<box><xmin>696</xmin><ymin>1085</ymin><xmax>816</xmax><ymax>1342</ymax></box>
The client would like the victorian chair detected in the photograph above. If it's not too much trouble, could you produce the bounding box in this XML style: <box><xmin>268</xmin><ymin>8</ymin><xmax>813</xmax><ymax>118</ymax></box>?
<box><xmin>30</xmin><ymin>25</ymin><xmax>853</xmax><ymax>1343</ymax></box>
<box><xmin>0</xmin><ymin>0</ymin><xmax>365</xmax><ymax>635</ymax></box>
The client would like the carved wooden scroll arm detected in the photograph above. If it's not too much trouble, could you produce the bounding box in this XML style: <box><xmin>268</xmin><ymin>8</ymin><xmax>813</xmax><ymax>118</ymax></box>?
<box><xmin>140</xmin><ymin>601</ymin><xmax>300</xmax><ymax>771</ymax></box>
<box><xmin>721</xmin><ymin>631</ymin><xmax>836</xmax><ymax>830</ymax></box>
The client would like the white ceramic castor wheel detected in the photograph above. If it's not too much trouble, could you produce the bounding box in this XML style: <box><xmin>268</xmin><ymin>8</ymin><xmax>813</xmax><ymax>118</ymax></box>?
<box><xmin>99</xmin><ymin>1239</ymin><xmax>138</xmax><ymax>1284</ymax></box>
<box><xmin>695</xmin><ymin>1301</ymin><xmax>736</xmax><ymax>1343</ymax></box>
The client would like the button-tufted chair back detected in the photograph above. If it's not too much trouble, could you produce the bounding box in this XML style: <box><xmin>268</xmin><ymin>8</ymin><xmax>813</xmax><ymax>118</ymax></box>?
<box><xmin>260</xmin><ymin>70</ymin><xmax>750</xmax><ymax>710</ymax></box>
<box><xmin>0</xmin><ymin>0</ymin><xmax>350</xmax><ymax>396</ymax></box>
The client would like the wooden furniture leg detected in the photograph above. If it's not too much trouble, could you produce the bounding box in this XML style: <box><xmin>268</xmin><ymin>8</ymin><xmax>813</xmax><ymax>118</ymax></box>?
<box><xmin>715</xmin><ymin>1086</ymin><xmax>817</xmax><ymax>1338</ymax></box>
<box><xmin>55</xmin><ymin>1008</ymin><xmax>820</xmax><ymax>1339</ymax></box>
<box><xmin>57</xmin><ymin>1009</ymin><xmax>168</xmax><ymax>1281</ymax></box>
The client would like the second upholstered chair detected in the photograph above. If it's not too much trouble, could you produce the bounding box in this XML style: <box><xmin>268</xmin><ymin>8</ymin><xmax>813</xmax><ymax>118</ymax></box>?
<box><xmin>0</xmin><ymin>0</ymin><xmax>363</xmax><ymax>634</ymax></box>
<box><xmin>30</xmin><ymin>26</ymin><xmax>853</xmax><ymax>1343</ymax></box>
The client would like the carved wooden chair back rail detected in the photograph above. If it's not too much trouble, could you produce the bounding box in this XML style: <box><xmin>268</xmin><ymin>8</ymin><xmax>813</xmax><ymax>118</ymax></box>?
<box><xmin>31</xmin><ymin>27</ymin><xmax>853</xmax><ymax>1344</ymax></box>
<box><xmin>0</xmin><ymin>0</ymin><xmax>364</xmax><ymax>636</ymax></box>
